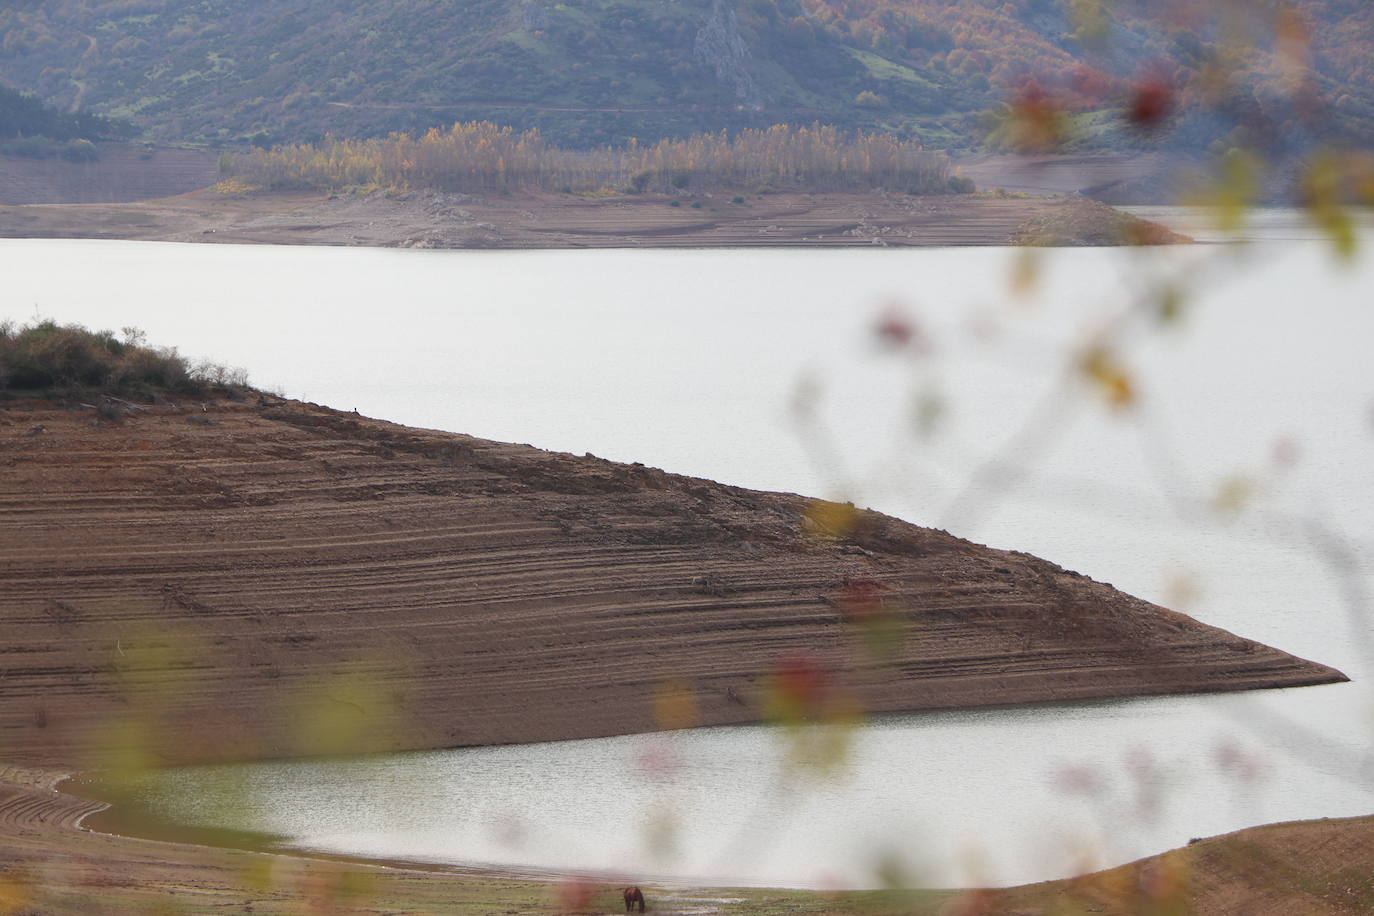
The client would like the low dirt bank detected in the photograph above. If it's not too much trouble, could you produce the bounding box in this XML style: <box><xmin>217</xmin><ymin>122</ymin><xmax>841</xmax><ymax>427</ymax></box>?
<box><xmin>2</xmin><ymin>765</ymin><xmax>1370</xmax><ymax>913</ymax></box>
<box><xmin>948</xmin><ymin>813</ymin><xmax>1374</xmax><ymax>915</ymax></box>
<box><xmin>0</xmin><ymin>764</ymin><xmax>557</xmax><ymax>914</ymax></box>
<box><xmin>0</xmin><ymin>186</ymin><xmax>1184</xmax><ymax>249</ymax></box>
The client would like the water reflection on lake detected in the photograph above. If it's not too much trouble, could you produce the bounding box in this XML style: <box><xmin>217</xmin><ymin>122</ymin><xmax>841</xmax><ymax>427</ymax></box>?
<box><xmin>6</xmin><ymin>212</ymin><xmax>1373</xmax><ymax>887</ymax></box>
<box><xmin>99</xmin><ymin>691</ymin><xmax>1369</xmax><ymax>889</ymax></box>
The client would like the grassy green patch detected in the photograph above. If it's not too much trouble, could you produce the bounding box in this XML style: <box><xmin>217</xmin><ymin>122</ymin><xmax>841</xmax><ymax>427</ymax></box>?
<box><xmin>845</xmin><ymin>49</ymin><xmax>937</xmax><ymax>90</ymax></box>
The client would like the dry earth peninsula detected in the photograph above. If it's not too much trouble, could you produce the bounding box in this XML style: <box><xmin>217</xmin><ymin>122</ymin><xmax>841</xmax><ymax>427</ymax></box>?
<box><xmin>0</xmin><ymin>393</ymin><xmax>1340</xmax><ymax>769</ymax></box>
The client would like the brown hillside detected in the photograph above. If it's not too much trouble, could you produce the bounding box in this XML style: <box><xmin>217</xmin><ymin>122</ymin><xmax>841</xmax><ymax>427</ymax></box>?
<box><xmin>0</xmin><ymin>394</ymin><xmax>1343</xmax><ymax>769</ymax></box>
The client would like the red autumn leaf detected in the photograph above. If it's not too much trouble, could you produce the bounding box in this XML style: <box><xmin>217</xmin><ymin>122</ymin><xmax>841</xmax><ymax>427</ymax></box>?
<box><xmin>1010</xmin><ymin>80</ymin><xmax>1065</xmax><ymax>151</ymax></box>
<box><xmin>837</xmin><ymin>577</ymin><xmax>886</xmax><ymax>622</ymax></box>
<box><xmin>874</xmin><ymin>304</ymin><xmax>932</xmax><ymax>354</ymax></box>
<box><xmin>773</xmin><ymin>651</ymin><xmax>828</xmax><ymax>709</ymax></box>
<box><xmin>875</xmin><ymin>309</ymin><xmax>913</xmax><ymax>346</ymax></box>
<box><xmin>1127</xmin><ymin>76</ymin><xmax>1173</xmax><ymax>131</ymax></box>
<box><xmin>557</xmin><ymin>877</ymin><xmax>595</xmax><ymax>912</ymax></box>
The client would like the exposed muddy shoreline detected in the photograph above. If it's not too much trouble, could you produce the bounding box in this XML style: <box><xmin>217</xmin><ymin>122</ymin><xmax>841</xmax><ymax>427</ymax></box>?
<box><xmin>0</xmin><ymin>144</ymin><xmax>1192</xmax><ymax>249</ymax></box>
<box><xmin>0</xmin><ymin>186</ymin><xmax>1189</xmax><ymax>250</ymax></box>
<box><xmin>2</xmin><ymin>763</ymin><xmax>1370</xmax><ymax>913</ymax></box>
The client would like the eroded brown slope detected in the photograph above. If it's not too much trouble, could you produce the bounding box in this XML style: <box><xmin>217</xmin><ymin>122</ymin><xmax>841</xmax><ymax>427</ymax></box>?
<box><xmin>0</xmin><ymin>395</ymin><xmax>1343</xmax><ymax>768</ymax></box>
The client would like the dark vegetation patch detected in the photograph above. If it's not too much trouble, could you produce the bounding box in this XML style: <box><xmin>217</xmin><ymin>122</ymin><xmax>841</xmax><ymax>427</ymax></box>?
<box><xmin>0</xmin><ymin>320</ymin><xmax>247</xmax><ymax>399</ymax></box>
<box><xmin>0</xmin><ymin>84</ymin><xmax>129</xmax><ymax>143</ymax></box>
<box><xmin>225</xmin><ymin>122</ymin><xmax>953</xmax><ymax>195</ymax></box>
<box><xmin>1011</xmin><ymin>197</ymin><xmax>1190</xmax><ymax>246</ymax></box>
<box><xmin>0</xmin><ymin>84</ymin><xmax>131</xmax><ymax>162</ymax></box>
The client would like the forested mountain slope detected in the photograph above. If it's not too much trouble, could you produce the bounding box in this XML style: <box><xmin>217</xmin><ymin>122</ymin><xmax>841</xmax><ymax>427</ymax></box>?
<box><xmin>0</xmin><ymin>0</ymin><xmax>1369</xmax><ymax>150</ymax></box>
<box><xmin>0</xmin><ymin>84</ymin><xmax>124</xmax><ymax>142</ymax></box>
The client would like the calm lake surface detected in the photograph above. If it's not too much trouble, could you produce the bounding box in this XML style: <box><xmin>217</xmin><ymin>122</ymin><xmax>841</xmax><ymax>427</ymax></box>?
<box><xmin>5</xmin><ymin>211</ymin><xmax>1373</xmax><ymax>888</ymax></box>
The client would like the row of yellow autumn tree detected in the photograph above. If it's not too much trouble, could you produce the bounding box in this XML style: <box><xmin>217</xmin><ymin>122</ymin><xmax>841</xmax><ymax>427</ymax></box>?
<box><xmin>221</xmin><ymin>122</ymin><xmax>955</xmax><ymax>194</ymax></box>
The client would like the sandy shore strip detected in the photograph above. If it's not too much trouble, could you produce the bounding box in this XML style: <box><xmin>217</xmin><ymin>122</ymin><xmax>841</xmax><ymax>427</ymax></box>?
<box><xmin>0</xmin><ymin>187</ymin><xmax>1185</xmax><ymax>249</ymax></box>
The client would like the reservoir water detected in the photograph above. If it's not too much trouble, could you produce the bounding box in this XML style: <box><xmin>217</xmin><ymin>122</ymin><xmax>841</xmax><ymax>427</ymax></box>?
<box><xmin>4</xmin><ymin>213</ymin><xmax>1373</xmax><ymax>888</ymax></box>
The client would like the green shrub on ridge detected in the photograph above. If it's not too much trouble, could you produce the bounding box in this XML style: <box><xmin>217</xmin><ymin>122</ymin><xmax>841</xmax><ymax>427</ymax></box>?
<box><xmin>0</xmin><ymin>321</ymin><xmax>247</xmax><ymax>398</ymax></box>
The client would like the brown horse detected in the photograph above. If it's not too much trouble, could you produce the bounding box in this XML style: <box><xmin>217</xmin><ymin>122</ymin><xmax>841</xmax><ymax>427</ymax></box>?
<box><xmin>623</xmin><ymin>886</ymin><xmax>646</xmax><ymax>913</ymax></box>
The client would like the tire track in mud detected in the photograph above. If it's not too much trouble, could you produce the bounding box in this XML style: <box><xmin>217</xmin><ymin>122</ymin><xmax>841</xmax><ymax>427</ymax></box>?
<box><xmin>0</xmin><ymin>395</ymin><xmax>1345</xmax><ymax>769</ymax></box>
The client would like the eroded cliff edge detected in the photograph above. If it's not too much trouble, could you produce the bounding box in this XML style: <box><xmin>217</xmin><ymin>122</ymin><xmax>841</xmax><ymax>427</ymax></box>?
<box><xmin>0</xmin><ymin>395</ymin><xmax>1344</xmax><ymax>768</ymax></box>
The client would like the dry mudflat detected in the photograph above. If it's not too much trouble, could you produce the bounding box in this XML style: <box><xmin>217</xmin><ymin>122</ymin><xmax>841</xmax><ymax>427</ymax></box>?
<box><xmin>0</xmin><ymin>146</ymin><xmax>1189</xmax><ymax>249</ymax></box>
<box><xmin>0</xmin><ymin>392</ymin><xmax>1362</xmax><ymax>912</ymax></box>
<box><xmin>0</xmin><ymin>186</ymin><xmax>1182</xmax><ymax>250</ymax></box>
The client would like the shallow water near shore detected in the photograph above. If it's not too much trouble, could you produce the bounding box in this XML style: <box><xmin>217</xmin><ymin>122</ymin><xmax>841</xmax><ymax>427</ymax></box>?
<box><xmin>6</xmin><ymin>210</ymin><xmax>1374</xmax><ymax>888</ymax></box>
<box><xmin>84</xmin><ymin>691</ymin><xmax>1372</xmax><ymax>889</ymax></box>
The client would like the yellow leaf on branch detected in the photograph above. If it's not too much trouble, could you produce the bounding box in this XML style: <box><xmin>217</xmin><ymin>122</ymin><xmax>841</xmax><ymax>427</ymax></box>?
<box><xmin>1079</xmin><ymin>345</ymin><xmax>1136</xmax><ymax>409</ymax></box>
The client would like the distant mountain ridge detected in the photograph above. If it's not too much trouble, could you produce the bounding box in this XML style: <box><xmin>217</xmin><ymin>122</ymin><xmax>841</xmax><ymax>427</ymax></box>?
<box><xmin>0</xmin><ymin>0</ymin><xmax>1370</xmax><ymax>150</ymax></box>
